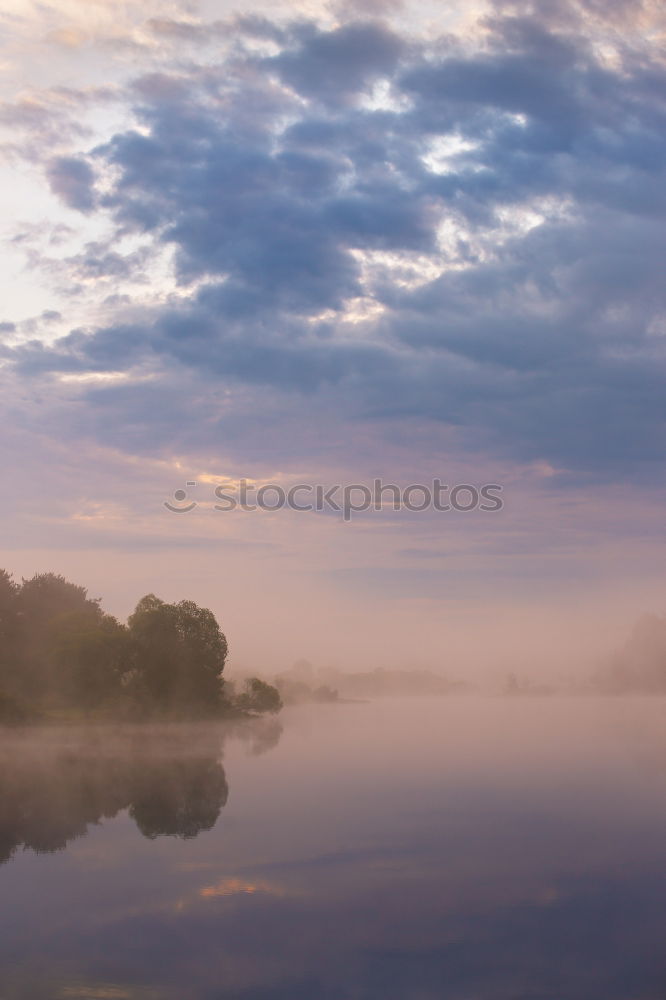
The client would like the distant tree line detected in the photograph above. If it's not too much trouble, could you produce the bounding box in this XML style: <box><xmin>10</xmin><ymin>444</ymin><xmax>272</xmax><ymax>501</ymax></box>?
<box><xmin>273</xmin><ymin>659</ymin><xmax>469</xmax><ymax>702</ymax></box>
<box><xmin>0</xmin><ymin>569</ymin><xmax>281</xmax><ymax>723</ymax></box>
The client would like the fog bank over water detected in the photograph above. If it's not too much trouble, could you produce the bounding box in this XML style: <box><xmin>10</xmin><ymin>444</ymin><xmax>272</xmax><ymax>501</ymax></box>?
<box><xmin>219</xmin><ymin>581</ymin><xmax>666</xmax><ymax>686</ymax></box>
<box><xmin>246</xmin><ymin>605</ymin><xmax>666</xmax><ymax>699</ymax></box>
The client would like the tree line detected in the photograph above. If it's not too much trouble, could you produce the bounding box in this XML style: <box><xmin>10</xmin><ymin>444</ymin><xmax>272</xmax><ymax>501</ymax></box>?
<box><xmin>0</xmin><ymin>569</ymin><xmax>281</xmax><ymax>723</ymax></box>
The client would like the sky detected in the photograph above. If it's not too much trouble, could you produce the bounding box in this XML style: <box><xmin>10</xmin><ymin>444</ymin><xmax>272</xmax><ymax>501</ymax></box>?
<box><xmin>1</xmin><ymin>0</ymin><xmax>665</xmax><ymax>679</ymax></box>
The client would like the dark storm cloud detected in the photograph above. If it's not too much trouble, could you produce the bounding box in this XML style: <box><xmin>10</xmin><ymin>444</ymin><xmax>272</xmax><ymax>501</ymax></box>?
<box><xmin>9</xmin><ymin>4</ymin><xmax>666</xmax><ymax>480</ymax></box>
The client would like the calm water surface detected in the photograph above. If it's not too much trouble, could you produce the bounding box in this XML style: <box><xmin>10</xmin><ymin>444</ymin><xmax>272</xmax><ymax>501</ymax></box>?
<box><xmin>2</xmin><ymin>698</ymin><xmax>666</xmax><ymax>999</ymax></box>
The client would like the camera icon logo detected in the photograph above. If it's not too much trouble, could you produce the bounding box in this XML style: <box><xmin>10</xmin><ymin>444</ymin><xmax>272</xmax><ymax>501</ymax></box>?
<box><xmin>164</xmin><ymin>482</ymin><xmax>198</xmax><ymax>513</ymax></box>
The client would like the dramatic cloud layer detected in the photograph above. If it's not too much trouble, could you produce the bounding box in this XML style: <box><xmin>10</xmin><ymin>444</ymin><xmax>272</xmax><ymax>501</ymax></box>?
<box><xmin>4</xmin><ymin>1</ymin><xmax>665</xmax><ymax>481</ymax></box>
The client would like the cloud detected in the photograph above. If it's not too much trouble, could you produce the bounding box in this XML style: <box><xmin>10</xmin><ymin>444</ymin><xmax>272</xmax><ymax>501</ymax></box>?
<box><xmin>46</xmin><ymin>155</ymin><xmax>97</xmax><ymax>212</ymax></box>
<box><xmin>4</xmin><ymin>2</ymin><xmax>666</xmax><ymax>486</ymax></box>
<box><xmin>45</xmin><ymin>26</ymin><xmax>90</xmax><ymax>49</ymax></box>
<box><xmin>269</xmin><ymin>21</ymin><xmax>405</xmax><ymax>106</ymax></box>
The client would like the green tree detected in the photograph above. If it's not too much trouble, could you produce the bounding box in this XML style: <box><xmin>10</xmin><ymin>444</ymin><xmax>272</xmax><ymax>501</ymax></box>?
<box><xmin>50</xmin><ymin>610</ymin><xmax>133</xmax><ymax>710</ymax></box>
<box><xmin>237</xmin><ymin>677</ymin><xmax>283</xmax><ymax>714</ymax></box>
<box><xmin>15</xmin><ymin>572</ymin><xmax>104</xmax><ymax>704</ymax></box>
<box><xmin>128</xmin><ymin>594</ymin><xmax>228</xmax><ymax>716</ymax></box>
<box><xmin>0</xmin><ymin>570</ymin><xmax>20</xmax><ymax>695</ymax></box>
<box><xmin>0</xmin><ymin>688</ymin><xmax>29</xmax><ymax>726</ymax></box>
<box><xmin>18</xmin><ymin>572</ymin><xmax>101</xmax><ymax>625</ymax></box>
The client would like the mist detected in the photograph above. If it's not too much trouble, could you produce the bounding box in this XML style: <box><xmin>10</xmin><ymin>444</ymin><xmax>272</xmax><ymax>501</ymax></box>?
<box><xmin>2</xmin><ymin>0</ymin><xmax>666</xmax><ymax>993</ymax></box>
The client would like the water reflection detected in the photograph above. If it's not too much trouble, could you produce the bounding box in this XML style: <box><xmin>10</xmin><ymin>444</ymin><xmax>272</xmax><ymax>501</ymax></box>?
<box><xmin>0</xmin><ymin>718</ymin><xmax>282</xmax><ymax>864</ymax></box>
<box><xmin>2</xmin><ymin>701</ymin><xmax>666</xmax><ymax>1000</ymax></box>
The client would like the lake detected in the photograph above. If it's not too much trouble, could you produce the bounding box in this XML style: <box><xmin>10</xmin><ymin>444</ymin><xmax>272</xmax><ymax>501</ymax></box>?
<box><xmin>1</xmin><ymin>697</ymin><xmax>666</xmax><ymax>999</ymax></box>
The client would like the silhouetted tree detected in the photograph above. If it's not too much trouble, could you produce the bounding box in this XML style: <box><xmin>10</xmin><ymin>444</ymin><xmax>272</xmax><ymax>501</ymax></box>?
<box><xmin>0</xmin><ymin>571</ymin><xmax>22</xmax><ymax>715</ymax></box>
<box><xmin>0</xmin><ymin>571</ymin><xmax>19</xmax><ymax>663</ymax></box>
<box><xmin>0</xmin><ymin>688</ymin><xmax>29</xmax><ymax>726</ymax></box>
<box><xmin>0</xmin><ymin>569</ymin><xmax>282</xmax><ymax>722</ymax></box>
<box><xmin>15</xmin><ymin>572</ymin><xmax>104</xmax><ymax>704</ymax></box>
<box><xmin>51</xmin><ymin>611</ymin><xmax>133</xmax><ymax>709</ymax></box>
<box><xmin>237</xmin><ymin>677</ymin><xmax>283</xmax><ymax>714</ymax></box>
<box><xmin>128</xmin><ymin>594</ymin><xmax>229</xmax><ymax>716</ymax></box>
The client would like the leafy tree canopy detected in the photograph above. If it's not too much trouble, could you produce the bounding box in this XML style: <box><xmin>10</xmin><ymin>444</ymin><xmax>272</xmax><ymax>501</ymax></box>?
<box><xmin>0</xmin><ymin>568</ymin><xmax>279</xmax><ymax>723</ymax></box>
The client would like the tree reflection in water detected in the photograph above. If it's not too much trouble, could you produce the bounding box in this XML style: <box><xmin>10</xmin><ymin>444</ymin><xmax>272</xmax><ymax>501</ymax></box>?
<box><xmin>0</xmin><ymin>718</ymin><xmax>282</xmax><ymax>864</ymax></box>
